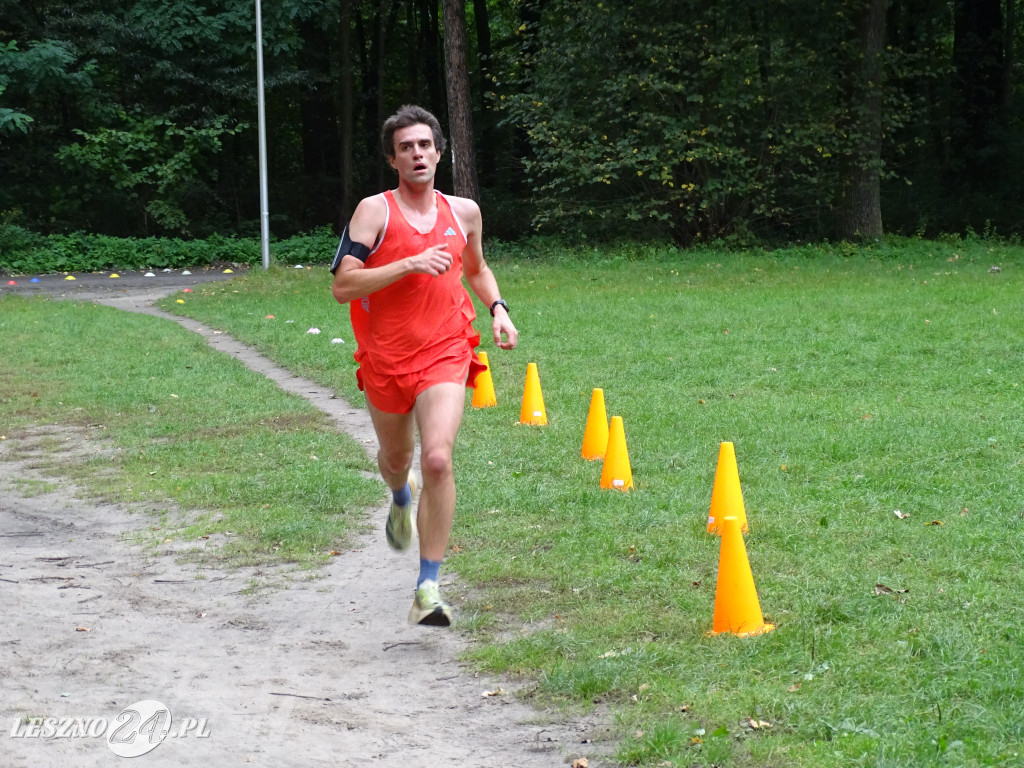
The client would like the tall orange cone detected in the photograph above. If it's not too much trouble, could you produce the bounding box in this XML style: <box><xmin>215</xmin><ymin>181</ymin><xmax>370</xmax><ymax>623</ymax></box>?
<box><xmin>519</xmin><ymin>362</ymin><xmax>547</xmax><ymax>425</ymax></box>
<box><xmin>707</xmin><ymin>442</ymin><xmax>748</xmax><ymax>534</ymax></box>
<box><xmin>710</xmin><ymin>516</ymin><xmax>774</xmax><ymax>637</ymax></box>
<box><xmin>581</xmin><ymin>388</ymin><xmax>609</xmax><ymax>460</ymax></box>
<box><xmin>600</xmin><ymin>416</ymin><xmax>633</xmax><ymax>491</ymax></box>
<box><xmin>472</xmin><ymin>351</ymin><xmax>497</xmax><ymax>408</ymax></box>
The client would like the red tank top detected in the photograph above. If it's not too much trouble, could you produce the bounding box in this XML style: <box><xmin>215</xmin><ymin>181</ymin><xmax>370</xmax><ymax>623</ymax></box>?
<box><xmin>350</xmin><ymin>190</ymin><xmax>477</xmax><ymax>375</ymax></box>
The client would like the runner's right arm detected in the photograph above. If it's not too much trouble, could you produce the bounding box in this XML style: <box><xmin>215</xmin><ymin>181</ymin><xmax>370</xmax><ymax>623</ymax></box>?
<box><xmin>332</xmin><ymin>197</ymin><xmax>454</xmax><ymax>305</ymax></box>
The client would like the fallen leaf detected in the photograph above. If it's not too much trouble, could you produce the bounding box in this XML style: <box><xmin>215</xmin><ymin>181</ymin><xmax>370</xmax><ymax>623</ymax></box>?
<box><xmin>893</xmin><ymin>510</ymin><xmax>910</xmax><ymax>519</ymax></box>
<box><xmin>328</xmin><ymin>550</ymin><xmax>341</xmax><ymax>556</ymax></box>
<box><xmin>925</xmin><ymin>520</ymin><xmax>944</xmax><ymax>526</ymax></box>
<box><xmin>961</xmin><ymin>507</ymin><xmax>969</xmax><ymax>517</ymax></box>
<box><xmin>787</xmin><ymin>682</ymin><xmax>801</xmax><ymax>692</ymax></box>
<box><xmin>76</xmin><ymin>626</ymin><xmax>90</xmax><ymax>632</ymax></box>
<box><xmin>874</xmin><ymin>583</ymin><xmax>908</xmax><ymax>596</ymax></box>
<box><xmin>571</xmin><ymin>759</ymin><xmax>589</xmax><ymax>768</ymax></box>
<box><xmin>745</xmin><ymin>718</ymin><xmax>772</xmax><ymax>730</ymax></box>
<box><xmin>482</xmin><ymin>687</ymin><xmax>505</xmax><ymax>697</ymax></box>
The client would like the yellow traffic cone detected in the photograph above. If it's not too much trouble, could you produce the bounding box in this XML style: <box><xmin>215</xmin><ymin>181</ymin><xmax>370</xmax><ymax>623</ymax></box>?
<box><xmin>519</xmin><ymin>362</ymin><xmax>547</xmax><ymax>425</ymax></box>
<box><xmin>707</xmin><ymin>441</ymin><xmax>748</xmax><ymax>534</ymax></box>
<box><xmin>600</xmin><ymin>416</ymin><xmax>633</xmax><ymax>491</ymax></box>
<box><xmin>472</xmin><ymin>351</ymin><xmax>497</xmax><ymax>408</ymax></box>
<box><xmin>581</xmin><ymin>388</ymin><xmax>609</xmax><ymax>460</ymax></box>
<box><xmin>710</xmin><ymin>516</ymin><xmax>774</xmax><ymax>637</ymax></box>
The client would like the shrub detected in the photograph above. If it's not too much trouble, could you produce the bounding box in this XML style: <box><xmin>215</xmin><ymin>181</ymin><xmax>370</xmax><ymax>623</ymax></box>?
<box><xmin>0</xmin><ymin>228</ymin><xmax>263</xmax><ymax>274</ymax></box>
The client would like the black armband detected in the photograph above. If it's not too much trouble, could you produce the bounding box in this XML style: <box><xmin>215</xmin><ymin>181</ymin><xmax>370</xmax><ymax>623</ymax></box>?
<box><xmin>330</xmin><ymin>225</ymin><xmax>371</xmax><ymax>274</ymax></box>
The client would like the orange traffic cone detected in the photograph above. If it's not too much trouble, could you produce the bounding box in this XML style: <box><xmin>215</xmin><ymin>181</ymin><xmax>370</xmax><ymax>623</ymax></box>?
<box><xmin>581</xmin><ymin>388</ymin><xmax>609</xmax><ymax>460</ymax></box>
<box><xmin>600</xmin><ymin>416</ymin><xmax>633</xmax><ymax>491</ymax></box>
<box><xmin>707</xmin><ymin>442</ymin><xmax>748</xmax><ymax>534</ymax></box>
<box><xmin>472</xmin><ymin>351</ymin><xmax>497</xmax><ymax>408</ymax></box>
<box><xmin>710</xmin><ymin>516</ymin><xmax>774</xmax><ymax>637</ymax></box>
<box><xmin>519</xmin><ymin>362</ymin><xmax>547</xmax><ymax>425</ymax></box>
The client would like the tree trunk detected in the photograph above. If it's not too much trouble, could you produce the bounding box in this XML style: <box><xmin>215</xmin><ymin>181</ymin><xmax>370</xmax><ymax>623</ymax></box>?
<box><xmin>472</xmin><ymin>0</ymin><xmax>495</xmax><ymax>186</ymax></box>
<box><xmin>299</xmin><ymin>18</ymin><xmax>341</xmax><ymax>226</ymax></box>
<box><xmin>1001</xmin><ymin>0</ymin><xmax>1015</xmax><ymax>113</ymax></box>
<box><xmin>417</xmin><ymin>0</ymin><xmax>445</xmax><ymax>113</ymax></box>
<box><xmin>836</xmin><ymin>0</ymin><xmax>885</xmax><ymax>241</ymax></box>
<box><xmin>338</xmin><ymin>0</ymin><xmax>355</xmax><ymax>226</ymax></box>
<box><xmin>951</xmin><ymin>0</ymin><xmax>1005</xmax><ymax>189</ymax></box>
<box><xmin>441</xmin><ymin>0</ymin><xmax>479</xmax><ymax>201</ymax></box>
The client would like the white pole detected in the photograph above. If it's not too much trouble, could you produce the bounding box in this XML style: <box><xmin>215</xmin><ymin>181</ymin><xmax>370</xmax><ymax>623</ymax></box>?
<box><xmin>255</xmin><ymin>0</ymin><xmax>271</xmax><ymax>270</ymax></box>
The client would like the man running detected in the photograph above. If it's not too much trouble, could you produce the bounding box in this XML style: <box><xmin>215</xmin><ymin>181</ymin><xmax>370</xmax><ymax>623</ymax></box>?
<box><xmin>331</xmin><ymin>105</ymin><xmax>518</xmax><ymax>626</ymax></box>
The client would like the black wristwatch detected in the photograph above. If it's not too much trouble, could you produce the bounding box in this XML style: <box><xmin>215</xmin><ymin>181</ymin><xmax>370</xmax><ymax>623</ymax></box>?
<box><xmin>489</xmin><ymin>299</ymin><xmax>509</xmax><ymax>317</ymax></box>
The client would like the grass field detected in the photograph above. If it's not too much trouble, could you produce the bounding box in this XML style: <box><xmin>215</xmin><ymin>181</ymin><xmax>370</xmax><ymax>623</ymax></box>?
<box><xmin>3</xmin><ymin>237</ymin><xmax>1024</xmax><ymax>765</ymax></box>
<box><xmin>0</xmin><ymin>293</ymin><xmax>380</xmax><ymax>564</ymax></box>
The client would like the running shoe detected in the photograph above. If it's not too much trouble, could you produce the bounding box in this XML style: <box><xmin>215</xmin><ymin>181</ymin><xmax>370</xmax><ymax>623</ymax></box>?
<box><xmin>408</xmin><ymin>579</ymin><xmax>452</xmax><ymax>627</ymax></box>
<box><xmin>385</xmin><ymin>470</ymin><xmax>419</xmax><ymax>551</ymax></box>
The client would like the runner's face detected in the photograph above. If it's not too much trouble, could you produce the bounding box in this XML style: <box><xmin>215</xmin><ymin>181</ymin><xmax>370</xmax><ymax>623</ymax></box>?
<box><xmin>389</xmin><ymin>124</ymin><xmax>441</xmax><ymax>185</ymax></box>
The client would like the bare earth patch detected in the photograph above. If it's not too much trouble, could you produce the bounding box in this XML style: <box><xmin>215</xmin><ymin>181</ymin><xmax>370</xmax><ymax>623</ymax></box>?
<box><xmin>0</xmin><ymin>273</ymin><xmax>613</xmax><ymax>767</ymax></box>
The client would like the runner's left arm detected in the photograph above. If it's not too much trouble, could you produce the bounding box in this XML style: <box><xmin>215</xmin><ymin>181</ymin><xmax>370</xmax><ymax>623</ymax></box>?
<box><xmin>457</xmin><ymin>199</ymin><xmax>518</xmax><ymax>351</ymax></box>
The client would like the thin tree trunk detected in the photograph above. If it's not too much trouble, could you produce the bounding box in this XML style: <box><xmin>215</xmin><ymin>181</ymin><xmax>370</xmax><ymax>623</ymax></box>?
<box><xmin>339</xmin><ymin>0</ymin><xmax>354</xmax><ymax>225</ymax></box>
<box><xmin>472</xmin><ymin>0</ymin><xmax>495</xmax><ymax>186</ymax></box>
<box><xmin>836</xmin><ymin>0</ymin><xmax>885</xmax><ymax>241</ymax></box>
<box><xmin>1002</xmin><ymin>0</ymin><xmax>1015</xmax><ymax>110</ymax></box>
<box><xmin>441</xmin><ymin>0</ymin><xmax>478</xmax><ymax>201</ymax></box>
<box><xmin>951</xmin><ymin>0</ymin><xmax>1005</xmax><ymax>189</ymax></box>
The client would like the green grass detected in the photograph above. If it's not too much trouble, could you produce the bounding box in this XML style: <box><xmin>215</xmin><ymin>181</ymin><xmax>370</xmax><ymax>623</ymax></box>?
<box><xmin>157</xmin><ymin>237</ymin><xmax>1024</xmax><ymax>766</ymax></box>
<box><xmin>0</xmin><ymin>294</ymin><xmax>379</xmax><ymax>565</ymax></box>
<box><xmin>5</xmin><ymin>235</ymin><xmax>1024</xmax><ymax>765</ymax></box>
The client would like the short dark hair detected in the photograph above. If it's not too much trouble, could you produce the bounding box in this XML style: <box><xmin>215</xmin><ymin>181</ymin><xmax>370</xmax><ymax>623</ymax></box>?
<box><xmin>381</xmin><ymin>105</ymin><xmax>447</xmax><ymax>159</ymax></box>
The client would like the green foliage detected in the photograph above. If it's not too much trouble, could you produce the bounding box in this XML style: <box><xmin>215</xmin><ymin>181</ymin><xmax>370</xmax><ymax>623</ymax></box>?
<box><xmin>0</xmin><ymin>66</ymin><xmax>33</xmax><ymax>136</ymax></box>
<box><xmin>56</xmin><ymin>112</ymin><xmax>247</xmax><ymax>235</ymax></box>
<box><xmin>0</xmin><ymin>230</ymin><xmax>259</xmax><ymax>274</ymax></box>
<box><xmin>1</xmin><ymin>0</ymin><xmax>1023</xmax><ymax>242</ymax></box>
<box><xmin>497</xmin><ymin>1</ymin><xmax>879</xmax><ymax>244</ymax></box>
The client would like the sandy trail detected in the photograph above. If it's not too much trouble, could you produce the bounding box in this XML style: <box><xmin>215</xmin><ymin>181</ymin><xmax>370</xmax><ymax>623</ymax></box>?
<box><xmin>0</xmin><ymin>271</ymin><xmax>610</xmax><ymax>767</ymax></box>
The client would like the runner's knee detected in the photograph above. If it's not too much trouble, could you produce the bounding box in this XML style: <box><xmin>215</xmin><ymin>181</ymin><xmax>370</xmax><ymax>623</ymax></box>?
<box><xmin>419</xmin><ymin>445</ymin><xmax>453</xmax><ymax>483</ymax></box>
<box><xmin>377</xmin><ymin>447</ymin><xmax>414</xmax><ymax>478</ymax></box>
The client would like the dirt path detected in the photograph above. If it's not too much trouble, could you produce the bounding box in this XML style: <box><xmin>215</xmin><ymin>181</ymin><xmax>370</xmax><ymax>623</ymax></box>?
<box><xmin>1</xmin><ymin>271</ymin><xmax>611</xmax><ymax>767</ymax></box>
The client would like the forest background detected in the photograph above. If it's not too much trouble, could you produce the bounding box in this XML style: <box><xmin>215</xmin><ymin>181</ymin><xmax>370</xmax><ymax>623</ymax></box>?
<box><xmin>0</xmin><ymin>0</ymin><xmax>1022</xmax><ymax>254</ymax></box>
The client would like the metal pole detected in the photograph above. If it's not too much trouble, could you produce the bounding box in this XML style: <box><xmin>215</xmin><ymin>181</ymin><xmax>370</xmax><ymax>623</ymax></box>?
<box><xmin>255</xmin><ymin>0</ymin><xmax>271</xmax><ymax>270</ymax></box>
